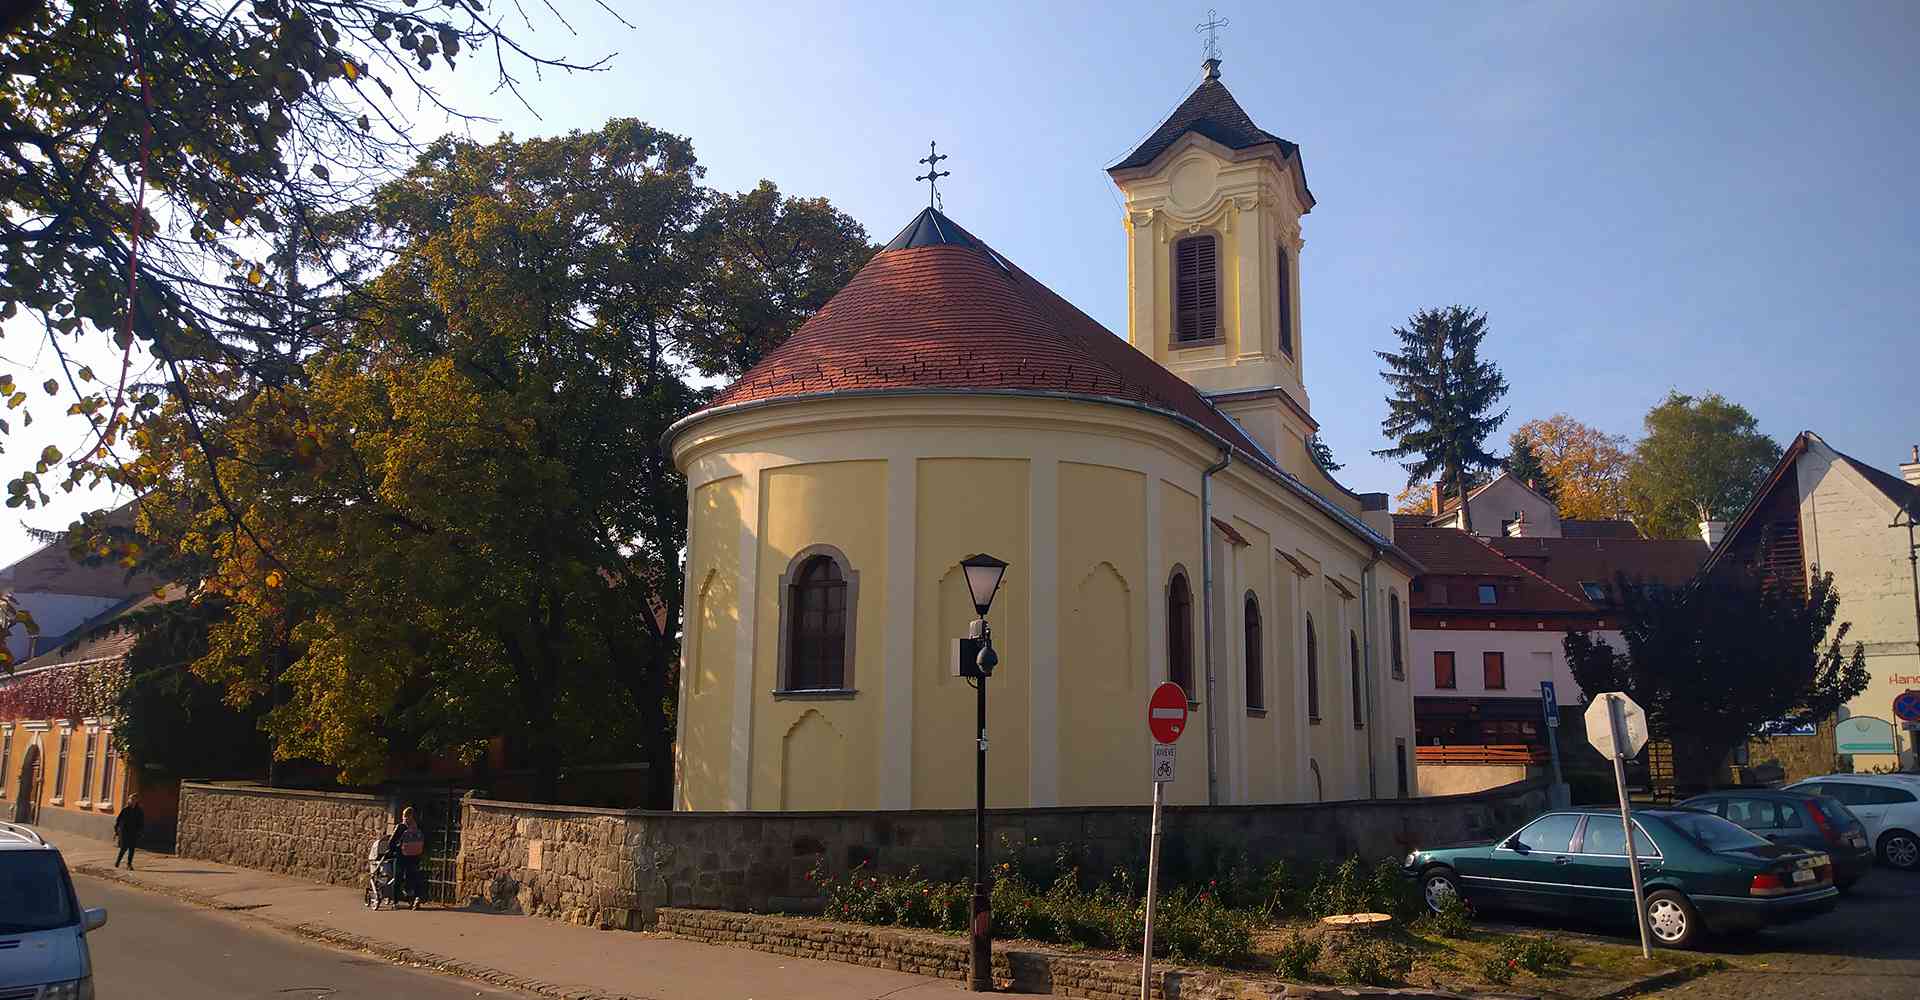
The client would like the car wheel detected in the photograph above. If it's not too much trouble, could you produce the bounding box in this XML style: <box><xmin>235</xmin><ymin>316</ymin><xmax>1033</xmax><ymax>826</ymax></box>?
<box><xmin>1422</xmin><ymin>867</ymin><xmax>1466</xmax><ymax>915</ymax></box>
<box><xmin>1644</xmin><ymin>890</ymin><xmax>1699</xmax><ymax>949</ymax></box>
<box><xmin>1880</xmin><ymin>830</ymin><xmax>1920</xmax><ymax>871</ymax></box>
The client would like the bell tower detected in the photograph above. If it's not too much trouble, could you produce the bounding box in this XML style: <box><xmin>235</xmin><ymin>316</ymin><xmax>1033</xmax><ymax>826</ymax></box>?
<box><xmin>1108</xmin><ymin>58</ymin><xmax>1317</xmax><ymax>471</ymax></box>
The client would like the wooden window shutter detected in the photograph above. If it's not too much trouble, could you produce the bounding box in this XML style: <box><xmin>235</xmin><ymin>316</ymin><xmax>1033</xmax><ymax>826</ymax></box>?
<box><xmin>1173</xmin><ymin>236</ymin><xmax>1218</xmax><ymax>343</ymax></box>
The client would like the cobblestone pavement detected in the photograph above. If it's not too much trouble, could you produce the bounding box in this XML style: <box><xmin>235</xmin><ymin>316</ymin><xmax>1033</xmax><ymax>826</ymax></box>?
<box><xmin>1637</xmin><ymin>866</ymin><xmax>1918</xmax><ymax>1000</ymax></box>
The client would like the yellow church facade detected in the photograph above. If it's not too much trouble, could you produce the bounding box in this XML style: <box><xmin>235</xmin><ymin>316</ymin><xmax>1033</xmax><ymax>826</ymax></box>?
<box><xmin>668</xmin><ymin>60</ymin><xmax>1422</xmax><ymax>812</ymax></box>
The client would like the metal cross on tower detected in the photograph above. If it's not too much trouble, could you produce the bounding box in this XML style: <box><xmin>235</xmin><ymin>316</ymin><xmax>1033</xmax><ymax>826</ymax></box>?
<box><xmin>1196</xmin><ymin>8</ymin><xmax>1229</xmax><ymax>62</ymax></box>
<box><xmin>916</xmin><ymin>140</ymin><xmax>950</xmax><ymax>210</ymax></box>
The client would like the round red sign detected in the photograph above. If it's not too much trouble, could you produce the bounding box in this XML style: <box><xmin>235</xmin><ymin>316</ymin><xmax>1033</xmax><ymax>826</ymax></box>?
<box><xmin>1148</xmin><ymin>681</ymin><xmax>1189</xmax><ymax>744</ymax></box>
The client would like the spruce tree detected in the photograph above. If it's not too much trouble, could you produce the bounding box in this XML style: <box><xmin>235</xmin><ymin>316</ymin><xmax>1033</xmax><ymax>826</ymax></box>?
<box><xmin>1505</xmin><ymin>432</ymin><xmax>1559</xmax><ymax>505</ymax></box>
<box><xmin>1373</xmin><ymin>306</ymin><xmax>1510</xmax><ymax>533</ymax></box>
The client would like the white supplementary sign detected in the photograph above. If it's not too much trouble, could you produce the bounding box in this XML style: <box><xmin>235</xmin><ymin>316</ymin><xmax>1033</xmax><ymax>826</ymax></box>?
<box><xmin>1584</xmin><ymin>692</ymin><xmax>1649</xmax><ymax>759</ymax></box>
<box><xmin>1152</xmin><ymin>743</ymin><xmax>1176</xmax><ymax>783</ymax></box>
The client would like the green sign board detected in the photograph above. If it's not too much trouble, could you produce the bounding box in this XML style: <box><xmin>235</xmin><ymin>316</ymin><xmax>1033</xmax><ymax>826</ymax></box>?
<box><xmin>1835</xmin><ymin>716</ymin><xmax>1898</xmax><ymax>754</ymax></box>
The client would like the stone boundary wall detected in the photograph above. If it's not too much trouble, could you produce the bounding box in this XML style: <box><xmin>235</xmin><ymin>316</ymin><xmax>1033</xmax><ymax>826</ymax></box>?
<box><xmin>176</xmin><ymin>782</ymin><xmax>398</xmax><ymax>886</ymax></box>
<box><xmin>657</xmin><ymin>908</ymin><xmax>1473</xmax><ymax>1000</ymax></box>
<box><xmin>457</xmin><ymin>781</ymin><xmax>1548</xmax><ymax>930</ymax></box>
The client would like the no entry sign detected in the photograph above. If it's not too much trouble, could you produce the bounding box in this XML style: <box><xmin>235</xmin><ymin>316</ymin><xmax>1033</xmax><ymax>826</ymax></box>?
<box><xmin>1149</xmin><ymin>682</ymin><xmax>1188</xmax><ymax>744</ymax></box>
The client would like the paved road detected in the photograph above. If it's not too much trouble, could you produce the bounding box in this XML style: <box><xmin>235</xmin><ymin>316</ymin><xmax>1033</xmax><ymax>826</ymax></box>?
<box><xmin>1636</xmin><ymin>865</ymin><xmax>1920</xmax><ymax>1000</ymax></box>
<box><xmin>75</xmin><ymin>876</ymin><xmax>532</xmax><ymax>1000</ymax></box>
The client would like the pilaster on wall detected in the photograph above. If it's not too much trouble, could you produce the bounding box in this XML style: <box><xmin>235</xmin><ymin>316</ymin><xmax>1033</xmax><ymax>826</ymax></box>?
<box><xmin>1027</xmin><ymin>457</ymin><xmax>1060</xmax><ymax>807</ymax></box>
<box><xmin>1143</xmin><ymin>478</ymin><xmax>1164</xmax><ymax>692</ymax></box>
<box><xmin>729</xmin><ymin>466</ymin><xmax>763</xmax><ymax>811</ymax></box>
<box><xmin>880</xmin><ymin>458</ymin><xmax>918</xmax><ymax>809</ymax></box>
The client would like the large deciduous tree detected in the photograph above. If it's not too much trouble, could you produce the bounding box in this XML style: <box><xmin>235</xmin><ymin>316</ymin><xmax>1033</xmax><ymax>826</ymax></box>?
<box><xmin>1508</xmin><ymin>414</ymin><xmax>1632</xmax><ymax>522</ymax></box>
<box><xmin>1564</xmin><ymin>570</ymin><xmax>1867</xmax><ymax>792</ymax></box>
<box><xmin>1</xmin><ymin>1</ymin><xmax>619</xmax><ymax>498</ymax></box>
<box><xmin>98</xmin><ymin>121</ymin><xmax>872</xmax><ymax>804</ymax></box>
<box><xmin>1374</xmin><ymin>306</ymin><xmax>1510</xmax><ymax>533</ymax></box>
<box><xmin>1624</xmin><ymin>392</ymin><xmax>1781</xmax><ymax>540</ymax></box>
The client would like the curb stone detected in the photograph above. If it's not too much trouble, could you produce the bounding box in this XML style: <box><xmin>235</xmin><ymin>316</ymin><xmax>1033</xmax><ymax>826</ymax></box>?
<box><xmin>72</xmin><ymin>863</ymin><xmax>661</xmax><ymax>1000</ymax></box>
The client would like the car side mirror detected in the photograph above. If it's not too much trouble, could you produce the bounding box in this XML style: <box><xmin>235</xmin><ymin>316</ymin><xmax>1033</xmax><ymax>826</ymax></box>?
<box><xmin>82</xmin><ymin>907</ymin><xmax>108</xmax><ymax>933</ymax></box>
<box><xmin>1503</xmin><ymin>836</ymin><xmax>1524</xmax><ymax>851</ymax></box>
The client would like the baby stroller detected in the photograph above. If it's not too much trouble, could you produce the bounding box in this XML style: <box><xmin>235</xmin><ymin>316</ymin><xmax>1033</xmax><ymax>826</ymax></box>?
<box><xmin>364</xmin><ymin>836</ymin><xmax>400</xmax><ymax>910</ymax></box>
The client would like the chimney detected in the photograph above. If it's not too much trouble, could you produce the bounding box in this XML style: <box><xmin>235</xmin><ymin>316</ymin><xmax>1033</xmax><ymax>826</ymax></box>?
<box><xmin>1699</xmin><ymin>520</ymin><xmax>1728</xmax><ymax>548</ymax></box>
<box><xmin>1431</xmin><ymin>482</ymin><xmax>1443</xmax><ymax>518</ymax></box>
<box><xmin>1902</xmin><ymin>444</ymin><xmax>1920</xmax><ymax>487</ymax></box>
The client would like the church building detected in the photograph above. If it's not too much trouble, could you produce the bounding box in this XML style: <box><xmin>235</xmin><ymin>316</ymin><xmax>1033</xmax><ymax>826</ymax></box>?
<box><xmin>666</xmin><ymin>58</ymin><xmax>1422</xmax><ymax>812</ymax></box>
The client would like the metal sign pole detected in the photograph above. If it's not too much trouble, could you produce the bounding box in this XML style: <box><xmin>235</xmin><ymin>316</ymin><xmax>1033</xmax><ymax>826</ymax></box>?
<box><xmin>1140</xmin><ymin>777</ymin><xmax>1164</xmax><ymax>1000</ymax></box>
<box><xmin>1541</xmin><ymin>682</ymin><xmax>1567</xmax><ymax>809</ymax></box>
<box><xmin>1609</xmin><ymin>694</ymin><xmax>1653</xmax><ymax>959</ymax></box>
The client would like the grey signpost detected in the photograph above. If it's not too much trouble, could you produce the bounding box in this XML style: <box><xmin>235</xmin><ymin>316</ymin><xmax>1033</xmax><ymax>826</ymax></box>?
<box><xmin>1585</xmin><ymin>691</ymin><xmax>1652</xmax><ymax>959</ymax></box>
<box><xmin>1540</xmin><ymin>681</ymin><xmax>1568</xmax><ymax>809</ymax></box>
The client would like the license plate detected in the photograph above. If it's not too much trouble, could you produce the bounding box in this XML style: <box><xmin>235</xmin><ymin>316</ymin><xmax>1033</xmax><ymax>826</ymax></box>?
<box><xmin>1792</xmin><ymin>868</ymin><xmax>1815</xmax><ymax>884</ymax></box>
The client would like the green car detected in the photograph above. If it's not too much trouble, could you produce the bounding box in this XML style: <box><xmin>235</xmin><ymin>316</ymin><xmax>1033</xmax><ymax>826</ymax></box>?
<box><xmin>1403</xmin><ymin>807</ymin><xmax>1838</xmax><ymax>948</ymax></box>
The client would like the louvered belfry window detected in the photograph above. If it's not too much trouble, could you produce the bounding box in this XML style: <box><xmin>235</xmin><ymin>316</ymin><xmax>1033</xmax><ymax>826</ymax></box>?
<box><xmin>1173</xmin><ymin>235</ymin><xmax>1218</xmax><ymax>344</ymax></box>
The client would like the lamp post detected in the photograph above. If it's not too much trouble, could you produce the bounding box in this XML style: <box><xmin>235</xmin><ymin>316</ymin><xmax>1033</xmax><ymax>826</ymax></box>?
<box><xmin>959</xmin><ymin>552</ymin><xmax>1007</xmax><ymax>993</ymax></box>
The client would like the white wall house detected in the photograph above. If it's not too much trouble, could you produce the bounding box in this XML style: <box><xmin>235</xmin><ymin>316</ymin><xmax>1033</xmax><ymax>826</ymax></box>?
<box><xmin>1707</xmin><ymin>432</ymin><xmax>1920</xmax><ymax>772</ymax></box>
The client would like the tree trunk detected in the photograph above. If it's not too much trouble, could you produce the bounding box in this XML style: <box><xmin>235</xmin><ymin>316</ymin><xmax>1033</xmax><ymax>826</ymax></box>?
<box><xmin>1453</xmin><ymin>466</ymin><xmax>1475</xmax><ymax>534</ymax></box>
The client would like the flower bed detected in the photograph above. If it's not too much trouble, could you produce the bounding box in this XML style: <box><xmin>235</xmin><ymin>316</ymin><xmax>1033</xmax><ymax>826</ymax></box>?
<box><xmin>809</xmin><ymin>849</ymin><xmax>1414</xmax><ymax>968</ymax></box>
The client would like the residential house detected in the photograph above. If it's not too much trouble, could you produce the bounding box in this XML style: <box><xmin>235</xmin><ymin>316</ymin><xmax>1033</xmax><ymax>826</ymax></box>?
<box><xmin>1705</xmin><ymin>432</ymin><xmax>1920</xmax><ymax>775</ymax></box>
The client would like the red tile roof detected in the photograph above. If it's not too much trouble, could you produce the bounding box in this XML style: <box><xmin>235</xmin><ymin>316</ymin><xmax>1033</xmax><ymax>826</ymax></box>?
<box><xmin>1488</xmin><ymin>536</ymin><xmax>1709</xmax><ymax>605</ymax></box>
<box><xmin>707</xmin><ymin>215</ymin><xmax>1267</xmax><ymax>464</ymax></box>
<box><xmin>1561</xmin><ymin>519</ymin><xmax>1642</xmax><ymax>539</ymax></box>
<box><xmin>1395</xmin><ymin>526</ymin><xmax>1591</xmax><ymax>615</ymax></box>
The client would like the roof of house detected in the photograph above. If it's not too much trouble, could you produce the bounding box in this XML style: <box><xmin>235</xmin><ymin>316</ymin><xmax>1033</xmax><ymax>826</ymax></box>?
<box><xmin>0</xmin><ymin>505</ymin><xmax>157</xmax><ymax>600</ymax></box>
<box><xmin>1109</xmin><ymin>68</ymin><xmax>1303</xmax><ymax>180</ymax></box>
<box><xmin>1561</xmin><ymin>519</ymin><xmax>1643</xmax><ymax>539</ymax></box>
<box><xmin>677</xmin><ymin>206</ymin><xmax>1410</xmax><ymax>566</ymax></box>
<box><xmin>1704</xmin><ymin>430</ymin><xmax>1918</xmax><ymax>575</ymax></box>
<box><xmin>12</xmin><ymin>585</ymin><xmax>182</xmax><ymax>671</ymax></box>
<box><xmin>1395</xmin><ymin>526</ymin><xmax>1592</xmax><ymax>615</ymax></box>
<box><xmin>1488</xmin><ymin>536</ymin><xmax>1709</xmax><ymax>605</ymax></box>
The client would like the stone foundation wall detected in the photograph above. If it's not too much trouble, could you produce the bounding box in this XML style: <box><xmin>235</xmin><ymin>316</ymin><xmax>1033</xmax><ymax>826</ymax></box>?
<box><xmin>176</xmin><ymin>782</ymin><xmax>398</xmax><ymax>886</ymax></box>
<box><xmin>456</xmin><ymin>799</ymin><xmax>642</xmax><ymax>929</ymax></box>
<box><xmin>457</xmin><ymin>781</ymin><xmax>1547</xmax><ymax>928</ymax></box>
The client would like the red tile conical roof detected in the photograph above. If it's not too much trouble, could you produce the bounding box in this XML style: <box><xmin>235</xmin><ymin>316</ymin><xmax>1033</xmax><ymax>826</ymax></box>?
<box><xmin>703</xmin><ymin>208</ymin><xmax>1267</xmax><ymax>460</ymax></box>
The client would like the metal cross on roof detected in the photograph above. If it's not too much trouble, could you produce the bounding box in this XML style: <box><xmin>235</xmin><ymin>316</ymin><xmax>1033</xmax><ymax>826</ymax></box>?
<box><xmin>1196</xmin><ymin>8</ymin><xmax>1229</xmax><ymax>62</ymax></box>
<box><xmin>916</xmin><ymin>140</ymin><xmax>950</xmax><ymax>210</ymax></box>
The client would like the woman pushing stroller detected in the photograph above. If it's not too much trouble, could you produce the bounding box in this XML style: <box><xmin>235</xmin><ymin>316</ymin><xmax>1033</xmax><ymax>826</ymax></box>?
<box><xmin>367</xmin><ymin>806</ymin><xmax>428</xmax><ymax>910</ymax></box>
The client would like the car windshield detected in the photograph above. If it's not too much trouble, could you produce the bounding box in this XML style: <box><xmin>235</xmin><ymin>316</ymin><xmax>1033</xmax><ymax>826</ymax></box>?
<box><xmin>0</xmin><ymin>850</ymin><xmax>79</xmax><ymax>932</ymax></box>
<box><xmin>1661</xmin><ymin>811</ymin><xmax>1772</xmax><ymax>853</ymax></box>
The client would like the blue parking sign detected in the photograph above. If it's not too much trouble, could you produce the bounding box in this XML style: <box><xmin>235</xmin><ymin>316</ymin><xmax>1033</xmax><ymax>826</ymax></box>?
<box><xmin>1540</xmin><ymin>681</ymin><xmax>1559</xmax><ymax>727</ymax></box>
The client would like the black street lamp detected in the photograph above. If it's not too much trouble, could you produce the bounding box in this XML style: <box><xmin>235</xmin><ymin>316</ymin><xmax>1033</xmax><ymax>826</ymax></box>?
<box><xmin>959</xmin><ymin>552</ymin><xmax>1007</xmax><ymax>992</ymax></box>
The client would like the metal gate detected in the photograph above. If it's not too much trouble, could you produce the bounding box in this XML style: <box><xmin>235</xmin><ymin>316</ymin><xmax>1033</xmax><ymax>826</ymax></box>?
<box><xmin>410</xmin><ymin>784</ymin><xmax>466</xmax><ymax>905</ymax></box>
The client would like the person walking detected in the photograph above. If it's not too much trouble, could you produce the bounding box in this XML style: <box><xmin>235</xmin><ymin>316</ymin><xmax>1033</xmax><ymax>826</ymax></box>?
<box><xmin>113</xmin><ymin>793</ymin><xmax>145</xmax><ymax>869</ymax></box>
<box><xmin>389</xmin><ymin>806</ymin><xmax>427</xmax><ymax>909</ymax></box>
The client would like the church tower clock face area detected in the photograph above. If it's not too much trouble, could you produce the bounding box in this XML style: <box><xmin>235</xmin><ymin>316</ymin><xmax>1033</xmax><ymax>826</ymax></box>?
<box><xmin>664</xmin><ymin>60</ymin><xmax>1416</xmax><ymax>816</ymax></box>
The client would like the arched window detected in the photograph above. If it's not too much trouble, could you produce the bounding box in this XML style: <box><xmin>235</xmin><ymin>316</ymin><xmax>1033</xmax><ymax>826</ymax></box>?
<box><xmin>1350</xmin><ymin>631</ymin><xmax>1365</xmax><ymax>729</ymax></box>
<box><xmin>780</xmin><ymin>548</ymin><xmax>858</xmax><ymax>692</ymax></box>
<box><xmin>1173</xmin><ymin>235</ymin><xmax>1218</xmax><ymax>344</ymax></box>
<box><xmin>1389</xmin><ymin>592</ymin><xmax>1404</xmax><ymax>680</ymax></box>
<box><xmin>1305</xmin><ymin>612</ymin><xmax>1320</xmax><ymax>722</ymax></box>
<box><xmin>1244</xmin><ymin>592</ymin><xmax>1264</xmax><ymax>712</ymax></box>
<box><xmin>1167</xmin><ymin>570</ymin><xmax>1194</xmax><ymax>696</ymax></box>
<box><xmin>1276</xmin><ymin>242</ymin><xmax>1294</xmax><ymax>357</ymax></box>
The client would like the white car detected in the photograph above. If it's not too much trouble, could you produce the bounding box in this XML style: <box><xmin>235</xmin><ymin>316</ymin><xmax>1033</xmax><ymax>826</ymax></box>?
<box><xmin>1785</xmin><ymin>775</ymin><xmax>1920</xmax><ymax>871</ymax></box>
<box><xmin>0</xmin><ymin>822</ymin><xmax>108</xmax><ymax>999</ymax></box>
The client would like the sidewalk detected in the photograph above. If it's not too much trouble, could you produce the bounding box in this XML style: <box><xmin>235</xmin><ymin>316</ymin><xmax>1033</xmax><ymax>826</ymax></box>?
<box><xmin>46</xmin><ymin>830</ymin><xmax>987</xmax><ymax>1000</ymax></box>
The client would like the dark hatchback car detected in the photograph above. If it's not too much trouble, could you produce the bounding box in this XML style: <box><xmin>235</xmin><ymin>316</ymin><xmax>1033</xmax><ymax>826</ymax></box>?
<box><xmin>1678</xmin><ymin>790</ymin><xmax>1873</xmax><ymax>889</ymax></box>
<box><xmin>1404</xmin><ymin>807</ymin><xmax>1838</xmax><ymax>948</ymax></box>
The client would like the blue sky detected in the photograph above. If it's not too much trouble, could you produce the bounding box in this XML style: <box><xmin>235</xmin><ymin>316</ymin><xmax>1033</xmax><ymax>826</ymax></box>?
<box><xmin>4</xmin><ymin>0</ymin><xmax>1917</xmax><ymax>562</ymax></box>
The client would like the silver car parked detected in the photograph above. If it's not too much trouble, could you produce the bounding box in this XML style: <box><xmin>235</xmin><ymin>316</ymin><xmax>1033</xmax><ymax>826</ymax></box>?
<box><xmin>0</xmin><ymin>822</ymin><xmax>107</xmax><ymax>1000</ymax></box>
